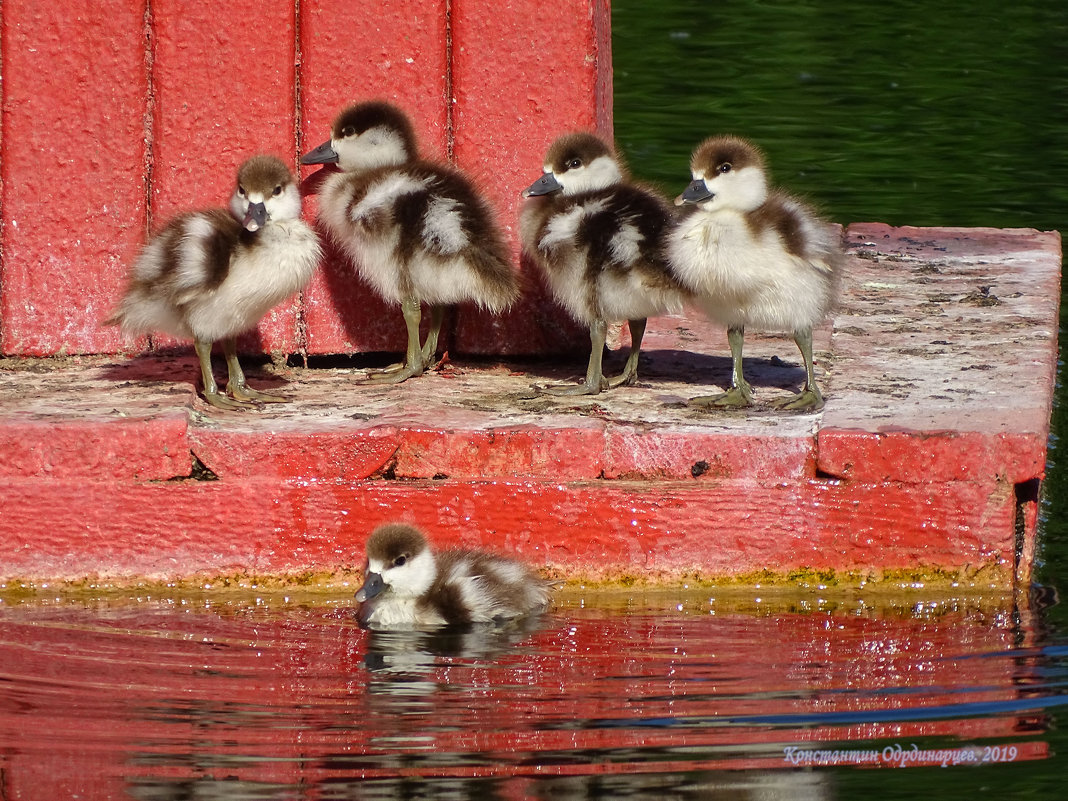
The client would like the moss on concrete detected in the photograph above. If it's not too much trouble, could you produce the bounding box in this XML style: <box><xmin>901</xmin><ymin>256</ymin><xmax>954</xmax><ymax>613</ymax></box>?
<box><xmin>0</xmin><ymin>562</ymin><xmax>1014</xmax><ymax>605</ymax></box>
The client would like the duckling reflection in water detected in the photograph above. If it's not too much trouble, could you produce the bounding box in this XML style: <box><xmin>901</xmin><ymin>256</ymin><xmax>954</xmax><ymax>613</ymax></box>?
<box><xmin>362</xmin><ymin>613</ymin><xmax>548</xmax><ymax>675</ymax></box>
<box><xmin>106</xmin><ymin>156</ymin><xmax>320</xmax><ymax>410</ymax></box>
<box><xmin>354</xmin><ymin>523</ymin><xmax>552</xmax><ymax>630</ymax></box>
<box><xmin>520</xmin><ymin>133</ymin><xmax>687</xmax><ymax>395</ymax></box>
<box><xmin>667</xmin><ymin>136</ymin><xmax>843</xmax><ymax>411</ymax></box>
<box><xmin>302</xmin><ymin>101</ymin><xmax>518</xmax><ymax>384</ymax></box>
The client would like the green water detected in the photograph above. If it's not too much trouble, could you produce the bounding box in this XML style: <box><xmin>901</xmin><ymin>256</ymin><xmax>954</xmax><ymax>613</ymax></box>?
<box><xmin>613</xmin><ymin>1</ymin><xmax>1068</xmax><ymax>796</ymax></box>
<box><xmin>614</xmin><ymin>0</ymin><xmax>1068</xmax><ymax>581</ymax></box>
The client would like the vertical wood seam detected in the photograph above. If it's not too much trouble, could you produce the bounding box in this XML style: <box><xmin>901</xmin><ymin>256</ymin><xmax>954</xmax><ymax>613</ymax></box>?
<box><xmin>294</xmin><ymin>0</ymin><xmax>309</xmax><ymax>362</ymax></box>
<box><xmin>445</xmin><ymin>0</ymin><xmax>455</xmax><ymax>163</ymax></box>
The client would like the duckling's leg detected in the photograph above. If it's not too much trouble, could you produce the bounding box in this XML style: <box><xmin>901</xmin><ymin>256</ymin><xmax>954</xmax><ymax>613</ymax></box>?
<box><xmin>366</xmin><ymin>297</ymin><xmax>425</xmax><ymax>384</ymax></box>
<box><xmin>536</xmin><ymin>318</ymin><xmax>611</xmax><ymax>396</ymax></box>
<box><xmin>689</xmin><ymin>326</ymin><xmax>754</xmax><ymax>408</ymax></box>
<box><xmin>222</xmin><ymin>337</ymin><xmax>290</xmax><ymax>404</ymax></box>
<box><xmin>608</xmin><ymin>318</ymin><xmax>647</xmax><ymax>388</ymax></box>
<box><xmin>193</xmin><ymin>339</ymin><xmax>252</xmax><ymax>411</ymax></box>
<box><xmin>771</xmin><ymin>328</ymin><xmax>825</xmax><ymax>412</ymax></box>
<box><xmin>373</xmin><ymin>304</ymin><xmax>445</xmax><ymax>375</ymax></box>
<box><xmin>419</xmin><ymin>305</ymin><xmax>446</xmax><ymax>370</ymax></box>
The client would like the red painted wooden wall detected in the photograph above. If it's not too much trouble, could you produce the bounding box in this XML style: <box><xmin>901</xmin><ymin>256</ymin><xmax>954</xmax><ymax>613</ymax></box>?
<box><xmin>0</xmin><ymin>0</ymin><xmax>610</xmax><ymax>357</ymax></box>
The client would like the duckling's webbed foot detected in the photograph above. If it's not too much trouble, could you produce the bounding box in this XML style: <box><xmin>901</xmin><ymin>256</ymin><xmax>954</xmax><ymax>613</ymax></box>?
<box><xmin>535</xmin><ymin>376</ymin><xmax>610</xmax><ymax>396</ymax></box>
<box><xmin>195</xmin><ymin>339</ymin><xmax>261</xmax><ymax>411</ymax></box>
<box><xmin>688</xmin><ymin>381</ymin><xmax>754</xmax><ymax>409</ymax></box>
<box><xmin>222</xmin><ymin>338</ymin><xmax>292</xmax><ymax>406</ymax></box>
<box><xmin>229</xmin><ymin>383</ymin><xmax>291</xmax><ymax>404</ymax></box>
<box><xmin>365</xmin><ymin>361</ymin><xmax>425</xmax><ymax>385</ymax></box>
<box><xmin>607</xmin><ymin>318</ymin><xmax>647</xmax><ymax>388</ymax></box>
<box><xmin>770</xmin><ymin>388</ymin><xmax>825</xmax><ymax>412</ymax></box>
<box><xmin>769</xmin><ymin>328</ymin><xmax>825</xmax><ymax>411</ymax></box>
<box><xmin>363</xmin><ymin>297</ymin><xmax>427</xmax><ymax>385</ymax></box>
<box><xmin>689</xmin><ymin>326</ymin><xmax>753</xmax><ymax>409</ymax></box>
<box><xmin>534</xmin><ymin>318</ymin><xmax>611</xmax><ymax>396</ymax></box>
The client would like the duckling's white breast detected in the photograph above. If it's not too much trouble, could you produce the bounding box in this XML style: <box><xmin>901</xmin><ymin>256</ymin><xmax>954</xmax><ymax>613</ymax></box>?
<box><xmin>669</xmin><ymin>209</ymin><xmax>832</xmax><ymax>332</ymax></box>
<box><xmin>185</xmin><ymin>219</ymin><xmax>319</xmax><ymax>341</ymax></box>
<box><xmin>364</xmin><ymin>596</ymin><xmax>447</xmax><ymax>630</ymax></box>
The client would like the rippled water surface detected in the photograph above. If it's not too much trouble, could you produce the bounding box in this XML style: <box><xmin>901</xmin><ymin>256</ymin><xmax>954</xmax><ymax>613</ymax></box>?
<box><xmin>2</xmin><ymin>591</ymin><xmax>1067</xmax><ymax>799</ymax></box>
<box><xmin>4</xmin><ymin>1</ymin><xmax>1068</xmax><ymax>798</ymax></box>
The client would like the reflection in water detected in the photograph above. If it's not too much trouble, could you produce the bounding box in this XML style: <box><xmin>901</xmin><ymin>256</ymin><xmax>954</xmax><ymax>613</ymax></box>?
<box><xmin>0</xmin><ymin>591</ymin><xmax>1064</xmax><ymax>800</ymax></box>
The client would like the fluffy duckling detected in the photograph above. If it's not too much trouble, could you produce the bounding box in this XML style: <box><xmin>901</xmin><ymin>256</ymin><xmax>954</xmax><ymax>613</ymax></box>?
<box><xmin>301</xmin><ymin>101</ymin><xmax>518</xmax><ymax>384</ymax></box>
<box><xmin>106</xmin><ymin>155</ymin><xmax>320</xmax><ymax>410</ymax></box>
<box><xmin>520</xmin><ymin>133</ymin><xmax>686</xmax><ymax>395</ymax></box>
<box><xmin>354</xmin><ymin>523</ymin><xmax>551</xmax><ymax>630</ymax></box>
<box><xmin>668</xmin><ymin>136</ymin><xmax>843</xmax><ymax>411</ymax></box>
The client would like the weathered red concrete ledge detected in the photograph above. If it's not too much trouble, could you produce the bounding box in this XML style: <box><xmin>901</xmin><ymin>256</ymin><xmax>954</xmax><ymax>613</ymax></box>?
<box><xmin>0</xmin><ymin>225</ymin><xmax>1059</xmax><ymax>589</ymax></box>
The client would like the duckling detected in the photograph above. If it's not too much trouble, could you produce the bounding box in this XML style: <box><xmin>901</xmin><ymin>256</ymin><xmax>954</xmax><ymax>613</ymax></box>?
<box><xmin>301</xmin><ymin>101</ymin><xmax>518</xmax><ymax>384</ymax></box>
<box><xmin>354</xmin><ymin>523</ymin><xmax>551</xmax><ymax>630</ymax></box>
<box><xmin>668</xmin><ymin>136</ymin><xmax>843</xmax><ymax>410</ymax></box>
<box><xmin>106</xmin><ymin>155</ymin><xmax>320</xmax><ymax>410</ymax></box>
<box><xmin>520</xmin><ymin>133</ymin><xmax>686</xmax><ymax>395</ymax></box>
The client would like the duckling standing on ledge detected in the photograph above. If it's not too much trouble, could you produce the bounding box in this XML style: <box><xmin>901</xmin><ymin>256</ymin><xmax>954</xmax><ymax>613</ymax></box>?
<box><xmin>106</xmin><ymin>156</ymin><xmax>320</xmax><ymax>410</ymax></box>
<box><xmin>520</xmin><ymin>133</ymin><xmax>686</xmax><ymax>395</ymax></box>
<box><xmin>668</xmin><ymin>136</ymin><xmax>843</xmax><ymax>411</ymax></box>
<box><xmin>354</xmin><ymin>523</ymin><xmax>552</xmax><ymax>630</ymax></box>
<box><xmin>301</xmin><ymin>101</ymin><xmax>518</xmax><ymax>384</ymax></box>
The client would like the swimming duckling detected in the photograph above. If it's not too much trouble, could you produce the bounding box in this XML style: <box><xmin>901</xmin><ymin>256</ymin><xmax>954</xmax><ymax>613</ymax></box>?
<box><xmin>354</xmin><ymin>523</ymin><xmax>551</xmax><ymax>630</ymax></box>
<box><xmin>301</xmin><ymin>101</ymin><xmax>518</xmax><ymax>384</ymax></box>
<box><xmin>668</xmin><ymin>136</ymin><xmax>843</xmax><ymax>411</ymax></box>
<box><xmin>520</xmin><ymin>133</ymin><xmax>686</xmax><ymax>395</ymax></box>
<box><xmin>106</xmin><ymin>155</ymin><xmax>320</xmax><ymax>410</ymax></box>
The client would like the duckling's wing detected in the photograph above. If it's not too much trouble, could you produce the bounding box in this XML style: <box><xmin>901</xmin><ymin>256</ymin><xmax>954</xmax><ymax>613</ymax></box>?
<box><xmin>132</xmin><ymin>210</ymin><xmax>241</xmax><ymax>306</ymax></box>
<box><xmin>597</xmin><ymin>187</ymin><xmax>674</xmax><ymax>271</ymax></box>
<box><xmin>109</xmin><ymin>210</ymin><xmax>241</xmax><ymax>334</ymax></box>
<box><xmin>465</xmin><ymin>553</ymin><xmax>551</xmax><ymax>621</ymax></box>
<box><xmin>763</xmin><ymin>192</ymin><xmax>842</xmax><ymax>276</ymax></box>
<box><xmin>406</xmin><ymin>166</ymin><xmax>517</xmax><ymax>308</ymax></box>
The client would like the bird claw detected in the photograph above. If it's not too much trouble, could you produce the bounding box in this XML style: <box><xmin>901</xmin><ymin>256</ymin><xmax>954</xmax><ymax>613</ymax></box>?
<box><xmin>229</xmin><ymin>383</ymin><xmax>290</xmax><ymax>404</ymax></box>
<box><xmin>202</xmin><ymin>389</ymin><xmax>259</xmax><ymax>411</ymax></box>
<box><xmin>770</xmin><ymin>389</ymin><xmax>825</xmax><ymax>412</ymax></box>
<box><xmin>363</xmin><ymin>362</ymin><xmax>424</xmax><ymax>385</ymax></box>
<box><xmin>532</xmin><ymin>379</ymin><xmax>607</xmax><ymax>396</ymax></box>
<box><xmin>688</xmin><ymin>384</ymin><xmax>753</xmax><ymax>409</ymax></box>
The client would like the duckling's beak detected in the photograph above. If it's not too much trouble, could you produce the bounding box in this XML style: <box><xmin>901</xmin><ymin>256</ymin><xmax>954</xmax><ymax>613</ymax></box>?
<box><xmin>355</xmin><ymin>571</ymin><xmax>385</xmax><ymax>602</ymax></box>
<box><xmin>675</xmin><ymin>179</ymin><xmax>714</xmax><ymax>206</ymax></box>
<box><xmin>301</xmin><ymin>139</ymin><xmax>340</xmax><ymax>165</ymax></box>
<box><xmin>243</xmin><ymin>202</ymin><xmax>268</xmax><ymax>231</ymax></box>
<box><xmin>522</xmin><ymin>172</ymin><xmax>563</xmax><ymax>198</ymax></box>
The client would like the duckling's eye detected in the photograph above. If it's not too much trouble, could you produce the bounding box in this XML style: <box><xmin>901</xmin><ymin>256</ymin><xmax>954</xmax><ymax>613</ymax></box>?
<box><xmin>272</xmin><ymin>185</ymin><xmax>283</xmax><ymax>197</ymax></box>
<box><xmin>238</xmin><ymin>185</ymin><xmax>247</xmax><ymax>197</ymax></box>
<box><xmin>566</xmin><ymin>158</ymin><xmax>582</xmax><ymax>170</ymax></box>
<box><xmin>718</xmin><ymin>163</ymin><xmax>733</xmax><ymax>174</ymax></box>
<box><xmin>341</xmin><ymin>125</ymin><xmax>356</xmax><ymax>138</ymax></box>
<box><xmin>393</xmin><ymin>555</ymin><xmax>407</xmax><ymax>567</ymax></box>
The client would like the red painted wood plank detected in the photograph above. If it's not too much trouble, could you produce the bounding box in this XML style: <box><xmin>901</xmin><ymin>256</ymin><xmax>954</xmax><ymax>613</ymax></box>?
<box><xmin>0</xmin><ymin>476</ymin><xmax>1015</xmax><ymax>582</ymax></box>
<box><xmin>298</xmin><ymin>0</ymin><xmax>449</xmax><ymax>355</ymax></box>
<box><xmin>0</xmin><ymin>413</ymin><xmax>189</xmax><ymax>481</ymax></box>
<box><xmin>0</xmin><ymin>1</ymin><xmax>148</xmax><ymax>355</ymax></box>
<box><xmin>149</xmin><ymin>0</ymin><xmax>301</xmax><ymax>353</ymax></box>
<box><xmin>449</xmin><ymin>0</ymin><xmax>612</xmax><ymax>356</ymax></box>
<box><xmin>822</xmin><ymin>225</ymin><xmax>1060</xmax><ymax>487</ymax></box>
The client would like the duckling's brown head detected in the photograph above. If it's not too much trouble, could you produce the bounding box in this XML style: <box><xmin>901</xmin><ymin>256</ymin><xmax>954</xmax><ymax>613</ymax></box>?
<box><xmin>302</xmin><ymin>101</ymin><xmax>418</xmax><ymax>174</ymax></box>
<box><xmin>355</xmin><ymin>523</ymin><xmax>436</xmax><ymax>602</ymax></box>
<box><xmin>523</xmin><ymin>132</ymin><xmax>623</xmax><ymax>198</ymax></box>
<box><xmin>230</xmin><ymin>155</ymin><xmax>301</xmax><ymax>231</ymax></box>
<box><xmin>677</xmin><ymin>135</ymin><xmax>768</xmax><ymax>212</ymax></box>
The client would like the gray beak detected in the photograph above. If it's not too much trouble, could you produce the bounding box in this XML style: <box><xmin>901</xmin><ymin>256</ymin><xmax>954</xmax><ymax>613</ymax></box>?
<box><xmin>522</xmin><ymin>172</ymin><xmax>563</xmax><ymax>198</ymax></box>
<box><xmin>301</xmin><ymin>139</ymin><xmax>340</xmax><ymax>165</ymax></box>
<box><xmin>354</xmin><ymin>571</ymin><xmax>385</xmax><ymax>602</ymax></box>
<box><xmin>243</xmin><ymin>202</ymin><xmax>268</xmax><ymax>231</ymax></box>
<box><xmin>675</xmin><ymin>179</ymin><xmax>714</xmax><ymax>206</ymax></box>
